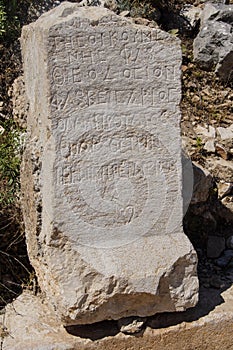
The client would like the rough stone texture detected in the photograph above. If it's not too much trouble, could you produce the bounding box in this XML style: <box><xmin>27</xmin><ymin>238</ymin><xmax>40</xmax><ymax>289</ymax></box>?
<box><xmin>217</xmin><ymin>125</ymin><xmax>233</xmax><ymax>141</ymax></box>
<box><xmin>21</xmin><ymin>2</ymin><xmax>198</xmax><ymax>325</ymax></box>
<box><xmin>2</xmin><ymin>286</ymin><xmax>233</xmax><ymax>350</ymax></box>
<box><xmin>28</xmin><ymin>0</ymin><xmax>118</xmax><ymax>20</ymax></box>
<box><xmin>117</xmin><ymin>317</ymin><xmax>146</xmax><ymax>334</ymax></box>
<box><xmin>9</xmin><ymin>76</ymin><xmax>28</xmax><ymax>129</ymax></box>
<box><xmin>193</xmin><ymin>3</ymin><xmax>233</xmax><ymax>81</ymax></box>
<box><xmin>180</xmin><ymin>5</ymin><xmax>202</xmax><ymax>29</ymax></box>
<box><xmin>218</xmin><ymin>181</ymin><xmax>232</xmax><ymax>198</ymax></box>
<box><xmin>204</xmin><ymin>139</ymin><xmax>215</xmax><ymax>153</ymax></box>
<box><xmin>205</xmin><ymin>157</ymin><xmax>233</xmax><ymax>182</ymax></box>
<box><xmin>191</xmin><ymin>162</ymin><xmax>214</xmax><ymax>204</ymax></box>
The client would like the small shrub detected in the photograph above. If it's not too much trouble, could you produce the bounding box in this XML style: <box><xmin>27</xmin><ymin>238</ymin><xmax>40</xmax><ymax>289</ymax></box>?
<box><xmin>0</xmin><ymin>120</ymin><xmax>21</xmax><ymax>207</ymax></box>
<box><xmin>0</xmin><ymin>0</ymin><xmax>33</xmax><ymax>41</ymax></box>
<box><xmin>117</xmin><ymin>0</ymin><xmax>162</xmax><ymax>20</ymax></box>
<box><xmin>195</xmin><ymin>136</ymin><xmax>203</xmax><ymax>149</ymax></box>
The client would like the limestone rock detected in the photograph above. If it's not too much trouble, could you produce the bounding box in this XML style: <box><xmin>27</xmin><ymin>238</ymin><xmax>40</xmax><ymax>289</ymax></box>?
<box><xmin>218</xmin><ymin>181</ymin><xmax>232</xmax><ymax>198</ymax></box>
<box><xmin>79</xmin><ymin>0</ymin><xmax>118</xmax><ymax>11</ymax></box>
<box><xmin>193</xmin><ymin>3</ymin><xmax>233</xmax><ymax>81</ymax></box>
<box><xmin>21</xmin><ymin>3</ymin><xmax>198</xmax><ymax>325</ymax></box>
<box><xmin>0</xmin><ymin>292</ymin><xmax>78</xmax><ymax>350</ymax></box>
<box><xmin>199</xmin><ymin>2</ymin><xmax>220</xmax><ymax>27</ymax></box>
<box><xmin>180</xmin><ymin>5</ymin><xmax>202</xmax><ymax>29</ymax></box>
<box><xmin>215</xmin><ymin>144</ymin><xmax>228</xmax><ymax>160</ymax></box>
<box><xmin>216</xmin><ymin>50</ymin><xmax>233</xmax><ymax>82</ymax></box>
<box><xmin>117</xmin><ymin>317</ymin><xmax>146</xmax><ymax>334</ymax></box>
<box><xmin>194</xmin><ymin>20</ymin><xmax>232</xmax><ymax>70</ymax></box>
<box><xmin>217</xmin><ymin>125</ymin><xmax>233</xmax><ymax>141</ymax></box>
<box><xmin>205</xmin><ymin>157</ymin><xmax>233</xmax><ymax>182</ymax></box>
<box><xmin>204</xmin><ymin>139</ymin><xmax>215</xmax><ymax>153</ymax></box>
<box><xmin>191</xmin><ymin>162</ymin><xmax>214</xmax><ymax>204</ymax></box>
<box><xmin>195</xmin><ymin>125</ymin><xmax>216</xmax><ymax>140</ymax></box>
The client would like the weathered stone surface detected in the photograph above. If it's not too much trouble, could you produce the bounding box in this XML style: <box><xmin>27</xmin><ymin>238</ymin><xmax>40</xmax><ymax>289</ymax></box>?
<box><xmin>180</xmin><ymin>5</ymin><xmax>202</xmax><ymax>29</ymax></box>
<box><xmin>205</xmin><ymin>157</ymin><xmax>233</xmax><ymax>182</ymax></box>
<box><xmin>195</xmin><ymin>124</ymin><xmax>216</xmax><ymax>140</ymax></box>
<box><xmin>117</xmin><ymin>316</ymin><xmax>146</xmax><ymax>334</ymax></box>
<box><xmin>9</xmin><ymin>76</ymin><xmax>28</xmax><ymax>128</ymax></box>
<box><xmin>191</xmin><ymin>162</ymin><xmax>214</xmax><ymax>204</ymax></box>
<box><xmin>217</xmin><ymin>125</ymin><xmax>233</xmax><ymax>141</ymax></box>
<box><xmin>21</xmin><ymin>2</ymin><xmax>198</xmax><ymax>325</ymax></box>
<box><xmin>2</xmin><ymin>287</ymin><xmax>233</xmax><ymax>350</ymax></box>
<box><xmin>218</xmin><ymin>181</ymin><xmax>232</xmax><ymax>198</ymax></box>
<box><xmin>193</xmin><ymin>3</ymin><xmax>233</xmax><ymax>81</ymax></box>
<box><xmin>204</xmin><ymin>139</ymin><xmax>215</xmax><ymax>153</ymax></box>
<box><xmin>215</xmin><ymin>143</ymin><xmax>228</xmax><ymax>160</ymax></box>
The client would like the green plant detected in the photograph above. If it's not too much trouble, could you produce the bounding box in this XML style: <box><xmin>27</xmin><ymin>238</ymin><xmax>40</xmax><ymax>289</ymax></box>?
<box><xmin>169</xmin><ymin>28</ymin><xmax>179</xmax><ymax>36</ymax></box>
<box><xmin>195</xmin><ymin>136</ymin><xmax>203</xmax><ymax>149</ymax></box>
<box><xmin>117</xmin><ymin>0</ymin><xmax>161</xmax><ymax>20</ymax></box>
<box><xmin>0</xmin><ymin>121</ymin><xmax>21</xmax><ymax>207</ymax></box>
<box><xmin>0</xmin><ymin>0</ymin><xmax>33</xmax><ymax>40</ymax></box>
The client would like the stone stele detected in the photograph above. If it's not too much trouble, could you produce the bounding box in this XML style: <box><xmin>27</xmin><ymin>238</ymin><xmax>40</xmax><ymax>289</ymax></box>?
<box><xmin>20</xmin><ymin>2</ymin><xmax>199</xmax><ymax>325</ymax></box>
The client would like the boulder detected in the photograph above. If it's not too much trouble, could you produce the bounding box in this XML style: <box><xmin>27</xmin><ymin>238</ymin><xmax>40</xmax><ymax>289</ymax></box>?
<box><xmin>193</xmin><ymin>3</ymin><xmax>233</xmax><ymax>81</ymax></box>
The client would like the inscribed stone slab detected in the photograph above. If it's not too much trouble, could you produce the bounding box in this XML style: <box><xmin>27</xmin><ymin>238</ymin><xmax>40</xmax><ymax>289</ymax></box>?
<box><xmin>20</xmin><ymin>2</ymin><xmax>198</xmax><ymax>325</ymax></box>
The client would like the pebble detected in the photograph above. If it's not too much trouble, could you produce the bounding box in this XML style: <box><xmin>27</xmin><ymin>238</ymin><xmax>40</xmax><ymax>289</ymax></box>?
<box><xmin>216</xmin><ymin>144</ymin><xmax>228</xmax><ymax>160</ymax></box>
<box><xmin>120</xmin><ymin>10</ymin><xmax>130</xmax><ymax>17</ymax></box>
<box><xmin>192</xmin><ymin>95</ymin><xmax>200</xmax><ymax>103</ymax></box>
<box><xmin>217</xmin><ymin>125</ymin><xmax>233</xmax><ymax>141</ymax></box>
<box><xmin>117</xmin><ymin>317</ymin><xmax>147</xmax><ymax>334</ymax></box>
<box><xmin>195</xmin><ymin>125</ymin><xmax>216</xmax><ymax>139</ymax></box>
<box><xmin>218</xmin><ymin>182</ymin><xmax>232</xmax><ymax>199</ymax></box>
<box><xmin>204</xmin><ymin>139</ymin><xmax>215</xmax><ymax>153</ymax></box>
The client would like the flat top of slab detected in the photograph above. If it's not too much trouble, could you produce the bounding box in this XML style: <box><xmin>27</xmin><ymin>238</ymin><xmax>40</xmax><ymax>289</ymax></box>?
<box><xmin>22</xmin><ymin>1</ymin><xmax>178</xmax><ymax>45</ymax></box>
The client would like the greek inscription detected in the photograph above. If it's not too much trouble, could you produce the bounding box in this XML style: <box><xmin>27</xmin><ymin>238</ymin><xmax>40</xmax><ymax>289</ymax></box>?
<box><xmin>50</xmin><ymin>86</ymin><xmax>178</xmax><ymax>115</ymax></box>
<box><xmin>51</xmin><ymin>62</ymin><xmax>176</xmax><ymax>86</ymax></box>
<box><xmin>52</xmin><ymin>67</ymin><xmax>66</xmax><ymax>86</ymax></box>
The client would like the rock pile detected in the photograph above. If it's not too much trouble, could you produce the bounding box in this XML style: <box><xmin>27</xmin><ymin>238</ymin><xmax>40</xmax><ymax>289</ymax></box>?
<box><xmin>194</xmin><ymin>2</ymin><xmax>233</xmax><ymax>81</ymax></box>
